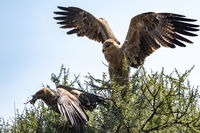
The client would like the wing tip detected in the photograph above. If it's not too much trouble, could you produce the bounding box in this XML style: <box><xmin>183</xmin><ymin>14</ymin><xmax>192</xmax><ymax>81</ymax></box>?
<box><xmin>57</xmin><ymin>6</ymin><xmax>66</xmax><ymax>10</ymax></box>
<box><xmin>54</xmin><ymin>11</ymin><xmax>61</xmax><ymax>15</ymax></box>
<box><xmin>53</xmin><ymin>17</ymin><xmax>57</xmax><ymax>20</ymax></box>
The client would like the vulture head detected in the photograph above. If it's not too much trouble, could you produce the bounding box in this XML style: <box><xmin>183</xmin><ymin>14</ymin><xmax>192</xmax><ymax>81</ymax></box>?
<box><xmin>29</xmin><ymin>88</ymin><xmax>56</xmax><ymax>105</ymax></box>
<box><xmin>102</xmin><ymin>39</ymin><xmax>121</xmax><ymax>53</ymax></box>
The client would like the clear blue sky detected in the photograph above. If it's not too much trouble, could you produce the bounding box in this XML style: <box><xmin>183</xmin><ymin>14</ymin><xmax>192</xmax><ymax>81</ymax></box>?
<box><xmin>0</xmin><ymin>0</ymin><xmax>200</xmax><ymax>120</ymax></box>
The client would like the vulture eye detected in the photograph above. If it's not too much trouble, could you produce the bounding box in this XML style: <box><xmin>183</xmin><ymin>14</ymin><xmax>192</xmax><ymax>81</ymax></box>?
<box><xmin>106</xmin><ymin>43</ymin><xmax>111</xmax><ymax>48</ymax></box>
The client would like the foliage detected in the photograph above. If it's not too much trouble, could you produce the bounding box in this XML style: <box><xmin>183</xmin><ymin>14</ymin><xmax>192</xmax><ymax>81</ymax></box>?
<box><xmin>1</xmin><ymin>65</ymin><xmax>200</xmax><ymax>133</ymax></box>
<box><xmin>0</xmin><ymin>102</ymin><xmax>75</xmax><ymax>133</ymax></box>
<box><xmin>87</xmin><ymin>66</ymin><xmax>200</xmax><ymax>132</ymax></box>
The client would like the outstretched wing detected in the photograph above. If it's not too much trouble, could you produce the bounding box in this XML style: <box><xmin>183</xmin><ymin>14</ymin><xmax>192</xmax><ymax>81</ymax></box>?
<box><xmin>121</xmin><ymin>12</ymin><xmax>199</xmax><ymax>68</ymax></box>
<box><xmin>78</xmin><ymin>91</ymin><xmax>105</xmax><ymax>111</ymax></box>
<box><xmin>56</xmin><ymin>87</ymin><xmax>89</xmax><ymax>127</ymax></box>
<box><xmin>57</xmin><ymin>85</ymin><xmax>105</xmax><ymax>111</ymax></box>
<box><xmin>54</xmin><ymin>6</ymin><xmax>120</xmax><ymax>44</ymax></box>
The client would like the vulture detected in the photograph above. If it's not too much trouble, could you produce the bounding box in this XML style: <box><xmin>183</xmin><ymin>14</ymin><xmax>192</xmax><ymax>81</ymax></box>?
<box><xmin>54</xmin><ymin>6</ymin><xmax>199</xmax><ymax>79</ymax></box>
<box><xmin>28</xmin><ymin>85</ymin><xmax>104</xmax><ymax>131</ymax></box>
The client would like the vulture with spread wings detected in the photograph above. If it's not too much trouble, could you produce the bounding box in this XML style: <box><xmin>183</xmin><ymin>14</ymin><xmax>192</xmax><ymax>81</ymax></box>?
<box><xmin>28</xmin><ymin>85</ymin><xmax>104</xmax><ymax>132</ymax></box>
<box><xmin>54</xmin><ymin>6</ymin><xmax>199</xmax><ymax>79</ymax></box>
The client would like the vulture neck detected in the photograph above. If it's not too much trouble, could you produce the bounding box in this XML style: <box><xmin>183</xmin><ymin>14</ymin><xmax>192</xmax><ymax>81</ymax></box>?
<box><xmin>104</xmin><ymin>47</ymin><xmax>124</xmax><ymax>75</ymax></box>
<box><xmin>41</xmin><ymin>90</ymin><xmax>59</xmax><ymax>113</ymax></box>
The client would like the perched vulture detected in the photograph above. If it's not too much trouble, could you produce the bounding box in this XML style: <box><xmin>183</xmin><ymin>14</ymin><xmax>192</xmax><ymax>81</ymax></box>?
<box><xmin>54</xmin><ymin>6</ymin><xmax>199</xmax><ymax>79</ymax></box>
<box><xmin>29</xmin><ymin>85</ymin><xmax>104</xmax><ymax>131</ymax></box>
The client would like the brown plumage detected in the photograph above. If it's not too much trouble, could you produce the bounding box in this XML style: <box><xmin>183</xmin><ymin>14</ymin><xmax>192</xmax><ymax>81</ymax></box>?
<box><xmin>54</xmin><ymin>7</ymin><xmax>199</xmax><ymax>79</ymax></box>
<box><xmin>28</xmin><ymin>85</ymin><xmax>104</xmax><ymax>130</ymax></box>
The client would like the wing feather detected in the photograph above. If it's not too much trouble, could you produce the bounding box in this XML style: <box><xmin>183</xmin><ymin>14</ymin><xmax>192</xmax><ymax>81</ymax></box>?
<box><xmin>57</xmin><ymin>85</ymin><xmax>105</xmax><ymax>111</ymax></box>
<box><xmin>54</xmin><ymin>6</ymin><xmax>120</xmax><ymax>44</ymax></box>
<box><xmin>122</xmin><ymin>12</ymin><xmax>199</xmax><ymax>67</ymax></box>
<box><xmin>56</xmin><ymin>88</ymin><xmax>89</xmax><ymax>127</ymax></box>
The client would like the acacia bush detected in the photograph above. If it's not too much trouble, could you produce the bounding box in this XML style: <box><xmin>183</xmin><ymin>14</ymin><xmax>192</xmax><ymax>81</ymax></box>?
<box><xmin>1</xmin><ymin>66</ymin><xmax>200</xmax><ymax>133</ymax></box>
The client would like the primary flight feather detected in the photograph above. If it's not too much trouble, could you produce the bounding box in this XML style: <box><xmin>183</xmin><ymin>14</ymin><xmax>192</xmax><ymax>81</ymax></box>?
<box><xmin>28</xmin><ymin>85</ymin><xmax>104</xmax><ymax>131</ymax></box>
<box><xmin>54</xmin><ymin>6</ymin><xmax>199</xmax><ymax>79</ymax></box>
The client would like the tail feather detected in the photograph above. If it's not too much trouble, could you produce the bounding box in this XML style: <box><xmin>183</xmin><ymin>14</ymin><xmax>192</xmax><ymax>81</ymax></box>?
<box><xmin>79</xmin><ymin>93</ymin><xmax>105</xmax><ymax>111</ymax></box>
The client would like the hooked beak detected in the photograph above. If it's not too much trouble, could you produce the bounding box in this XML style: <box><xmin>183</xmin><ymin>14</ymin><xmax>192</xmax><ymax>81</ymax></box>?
<box><xmin>102</xmin><ymin>47</ymin><xmax>107</xmax><ymax>53</ymax></box>
<box><xmin>29</xmin><ymin>95</ymin><xmax>37</xmax><ymax>104</ymax></box>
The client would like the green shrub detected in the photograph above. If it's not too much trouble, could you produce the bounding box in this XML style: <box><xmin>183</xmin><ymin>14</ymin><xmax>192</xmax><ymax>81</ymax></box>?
<box><xmin>1</xmin><ymin>66</ymin><xmax>199</xmax><ymax>133</ymax></box>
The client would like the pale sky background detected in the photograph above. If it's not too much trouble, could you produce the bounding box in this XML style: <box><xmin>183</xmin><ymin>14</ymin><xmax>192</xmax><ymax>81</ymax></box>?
<box><xmin>0</xmin><ymin>0</ymin><xmax>199</xmax><ymax>120</ymax></box>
